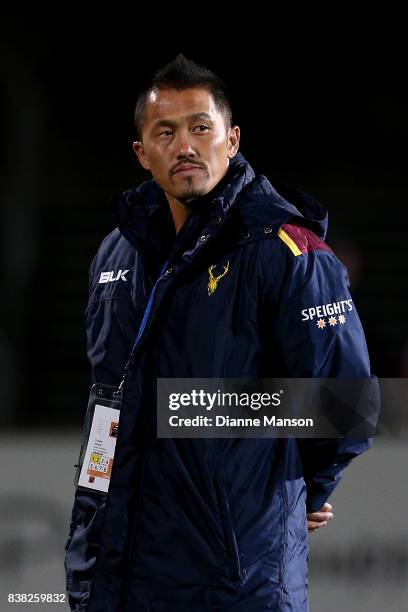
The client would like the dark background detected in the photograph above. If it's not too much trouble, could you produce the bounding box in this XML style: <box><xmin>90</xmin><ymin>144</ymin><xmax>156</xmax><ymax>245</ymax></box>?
<box><xmin>1</xmin><ymin>18</ymin><xmax>406</xmax><ymax>426</ymax></box>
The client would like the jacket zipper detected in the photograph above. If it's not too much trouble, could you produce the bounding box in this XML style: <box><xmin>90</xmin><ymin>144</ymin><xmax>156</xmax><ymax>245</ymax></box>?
<box><xmin>115</xmin><ymin>213</ymin><xmax>228</xmax><ymax>608</ymax></box>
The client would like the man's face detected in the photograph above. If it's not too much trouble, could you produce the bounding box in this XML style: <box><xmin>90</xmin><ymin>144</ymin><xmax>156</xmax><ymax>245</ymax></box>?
<box><xmin>133</xmin><ymin>87</ymin><xmax>240</xmax><ymax>204</ymax></box>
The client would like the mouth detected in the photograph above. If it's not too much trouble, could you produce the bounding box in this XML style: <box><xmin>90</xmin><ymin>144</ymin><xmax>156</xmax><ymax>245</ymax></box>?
<box><xmin>172</xmin><ymin>164</ymin><xmax>203</xmax><ymax>176</ymax></box>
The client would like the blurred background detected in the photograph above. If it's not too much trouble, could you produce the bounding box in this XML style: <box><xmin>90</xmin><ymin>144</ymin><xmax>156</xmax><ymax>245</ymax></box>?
<box><xmin>0</xmin><ymin>14</ymin><xmax>407</xmax><ymax>611</ymax></box>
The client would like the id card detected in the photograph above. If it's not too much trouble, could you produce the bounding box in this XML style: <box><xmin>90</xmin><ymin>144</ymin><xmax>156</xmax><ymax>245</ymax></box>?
<box><xmin>74</xmin><ymin>383</ymin><xmax>122</xmax><ymax>493</ymax></box>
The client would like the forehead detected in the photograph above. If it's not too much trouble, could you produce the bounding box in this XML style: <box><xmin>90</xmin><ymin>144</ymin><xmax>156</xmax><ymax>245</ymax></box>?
<box><xmin>144</xmin><ymin>87</ymin><xmax>220</xmax><ymax>124</ymax></box>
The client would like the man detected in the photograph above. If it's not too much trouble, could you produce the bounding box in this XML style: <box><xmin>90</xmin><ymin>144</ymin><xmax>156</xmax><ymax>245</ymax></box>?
<box><xmin>65</xmin><ymin>54</ymin><xmax>373</xmax><ymax>611</ymax></box>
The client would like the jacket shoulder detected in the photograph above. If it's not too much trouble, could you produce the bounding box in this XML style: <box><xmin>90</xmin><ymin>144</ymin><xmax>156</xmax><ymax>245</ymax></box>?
<box><xmin>257</xmin><ymin>221</ymin><xmax>345</xmax><ymax>301</ymax></box>
<box><xmin>277</xmin><ymin>222</ymin><xmax>333</xmax><ymax>257</ymax></box>
<box><xmin>90</xmin><ymin>228</ymin><xmax>138</xmax><ymax>278</ymax></box>
<box><xmin>97</xmin><ymin>227</ymin><xmax>133</xmax><ymax>255</ymax></box>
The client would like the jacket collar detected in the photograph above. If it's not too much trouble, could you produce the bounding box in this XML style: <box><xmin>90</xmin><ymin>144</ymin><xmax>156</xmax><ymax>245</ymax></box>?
<box><xmin>112</xmin><ymin>152</ymin><xmax>256</xmax><ymax>274</ymax></box>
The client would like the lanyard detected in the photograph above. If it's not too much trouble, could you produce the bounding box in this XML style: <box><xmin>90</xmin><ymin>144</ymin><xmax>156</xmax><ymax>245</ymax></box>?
<box><xmin>118</xmin><ymin>258</ymin><xmax>170</xmax><ymax>390</ymax></box>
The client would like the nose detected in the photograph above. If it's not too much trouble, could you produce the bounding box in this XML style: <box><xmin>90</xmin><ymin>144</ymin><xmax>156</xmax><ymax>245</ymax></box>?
<box><xmin>174</xmin><ymin>130</ymin><xmax>196</xmax><ymax>159</ymax></box>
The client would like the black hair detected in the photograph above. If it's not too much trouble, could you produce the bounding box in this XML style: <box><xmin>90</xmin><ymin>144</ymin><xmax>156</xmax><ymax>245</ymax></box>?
<box><xmin>134</xmin><ymin>54</ymin><xmax>233</xmax><ymax>140</ymax></box>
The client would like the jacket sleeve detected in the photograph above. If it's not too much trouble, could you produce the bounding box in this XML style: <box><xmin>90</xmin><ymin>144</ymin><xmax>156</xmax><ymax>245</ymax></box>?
<box><xmin>262</xmin><ymin>225</ymin><xmax>376</xmax><ymax>513</ymax></box>
<box><xmin>64</xmin><ymin>254</ymin><xmax>107</xmax><ymax>611</ymax></box>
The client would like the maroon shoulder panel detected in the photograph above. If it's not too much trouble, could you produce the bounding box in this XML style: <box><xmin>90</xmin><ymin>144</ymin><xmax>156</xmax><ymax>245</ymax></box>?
<box><xmin>281</xmin><ymin>223</ymin><xmax>333</xmax><ymax>254</ymax></box>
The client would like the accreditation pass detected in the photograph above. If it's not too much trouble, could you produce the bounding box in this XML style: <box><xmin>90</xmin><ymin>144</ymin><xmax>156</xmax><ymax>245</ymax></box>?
<box><xmin>78</xmin><ymin>404</ymin><xmax>120</xmax><ymax>493</ymax></box>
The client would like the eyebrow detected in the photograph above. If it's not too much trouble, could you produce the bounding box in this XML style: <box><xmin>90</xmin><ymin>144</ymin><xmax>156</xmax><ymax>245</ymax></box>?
<box><xmin>152</xmin><ymin>112</ymin><xmax>213</xmax><ymax>130</ymax></box>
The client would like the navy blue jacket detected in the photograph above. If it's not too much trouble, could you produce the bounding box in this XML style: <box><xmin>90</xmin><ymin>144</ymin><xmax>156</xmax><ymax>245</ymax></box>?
<box><xmin>64</xmin><ymin>153</ymin><xmax>373</xmax><ymax>611</ymax></box>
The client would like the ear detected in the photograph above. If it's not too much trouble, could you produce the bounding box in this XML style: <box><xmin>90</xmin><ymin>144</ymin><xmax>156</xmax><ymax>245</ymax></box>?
<box><xmin>227</xmin><ymin>125</ymin><xmax>240</xmax><ymax>159</ymax></box>
<box><xmin>133</xmin><ymin>141</ymin><xmax>151</xmax><ymax>171</ymax></box>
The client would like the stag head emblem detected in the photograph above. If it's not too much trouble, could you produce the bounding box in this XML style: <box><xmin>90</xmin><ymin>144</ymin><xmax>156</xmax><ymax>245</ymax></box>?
<box><xmin>207</xmin><ymin>261</ymin><xmax>230</xmax><ymax>295</ymax></box>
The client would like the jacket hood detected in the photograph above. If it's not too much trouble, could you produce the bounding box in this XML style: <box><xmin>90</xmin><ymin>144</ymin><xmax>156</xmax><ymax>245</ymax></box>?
<box><xmin>113</xmin><ymin>152</ymin><xmax>329</xmax><ymax>264</ymax></box>
<box><xmin>235</xmin><ymin>171</ymin><xmax>328</xmax><ymax>240</ymax></box>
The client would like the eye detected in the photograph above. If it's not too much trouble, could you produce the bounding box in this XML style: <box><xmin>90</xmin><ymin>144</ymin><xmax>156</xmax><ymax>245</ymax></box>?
<box><xmin>193</xmin><ymin>125</ymin><xmax>211</xmax><ymax>133</ymax></box>
<box><xmin>159</xmin><ymin>129</ymin><xmax>174</xmax><ymax>137</ymax></box>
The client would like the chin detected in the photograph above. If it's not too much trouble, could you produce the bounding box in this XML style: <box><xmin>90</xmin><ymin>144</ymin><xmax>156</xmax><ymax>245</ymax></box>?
<box><xmin>177</xmin><ymin>185</ymin><xmax>209</xmax><ymax>202</ymax></box>
<box><xmin>182</xmin><ymin>190</ymin><xmax>208</xmax><ymax>202</ymax></box>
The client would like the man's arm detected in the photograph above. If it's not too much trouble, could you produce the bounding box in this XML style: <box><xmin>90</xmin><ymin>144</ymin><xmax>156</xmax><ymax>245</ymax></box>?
<box><xmin>64</xmin><ymin>254</ymin><xmax>106</xmax><ymax>611</ymax></box>
<box><xmin>262</xmin><ymin>224</ymin><xmax>376</xmax><ymax>514</ymax></box>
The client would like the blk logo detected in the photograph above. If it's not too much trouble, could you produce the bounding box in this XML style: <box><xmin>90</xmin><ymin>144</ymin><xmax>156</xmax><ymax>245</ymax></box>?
<box><xmin>99</xmin><ymin>269</ymin><xmax>129</xmax><ymax>284</ymax></box>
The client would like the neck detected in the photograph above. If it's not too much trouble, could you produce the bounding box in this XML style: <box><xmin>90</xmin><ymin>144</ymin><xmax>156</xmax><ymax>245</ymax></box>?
<box><xmin>165</xmin><ymin>192</ymin><xmax>194</xmax><ymax>234</ymax></box>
